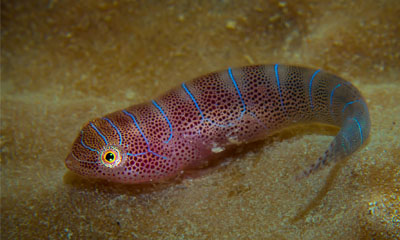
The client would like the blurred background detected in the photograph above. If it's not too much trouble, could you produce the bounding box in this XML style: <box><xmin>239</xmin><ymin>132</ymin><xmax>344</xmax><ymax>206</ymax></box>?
<box><xmin>1</xmin><ymin>0</ymin><xmax>399</xmax><ymax>239</ymax></box>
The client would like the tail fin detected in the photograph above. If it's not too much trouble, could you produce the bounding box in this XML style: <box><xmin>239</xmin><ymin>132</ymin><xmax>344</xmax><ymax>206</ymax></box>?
<box><xmin>297</xmin><ymin>110</ymin><xmax>370</xmax><ymax>179</ymax></box>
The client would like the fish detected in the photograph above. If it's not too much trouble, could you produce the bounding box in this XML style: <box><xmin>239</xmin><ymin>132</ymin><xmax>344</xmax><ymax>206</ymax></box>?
<box><xmin>65</xmin><ymin>64</ymin><xmax>371</xmax><ymax>184</ymax></box>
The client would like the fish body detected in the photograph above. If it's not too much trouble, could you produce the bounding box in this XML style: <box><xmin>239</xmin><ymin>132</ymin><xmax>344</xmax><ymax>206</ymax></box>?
<box><xmin>65</xmin><ymin>64</ymin><xmax>370</xmax><ymax>184</ymax></box>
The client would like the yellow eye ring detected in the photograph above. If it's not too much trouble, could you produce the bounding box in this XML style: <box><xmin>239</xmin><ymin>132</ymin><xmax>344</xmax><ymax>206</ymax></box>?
<box><xmin>100</xmin><ymin>146</ymin><xmax>122</xmax><ymax>168</ymax></box>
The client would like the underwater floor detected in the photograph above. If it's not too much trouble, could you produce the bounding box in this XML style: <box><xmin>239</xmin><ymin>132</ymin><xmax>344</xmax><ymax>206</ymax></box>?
<box><xmin>1</xmin><ymin>0</ymin><xmax>399</xmax><ymax>239</ymax></box>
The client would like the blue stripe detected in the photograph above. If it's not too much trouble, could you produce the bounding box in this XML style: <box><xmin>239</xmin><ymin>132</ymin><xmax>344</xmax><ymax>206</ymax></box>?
<box><xmin>309</xmin><ymin>69</ymin><xmax>321</xmax><ymax>110</ymax></box>
<box><xmin>127</xmin><ymin>152</ymin><xmax>146</xmax><ymax>157</ymax></box>
<box><xmin>274</xmin><ymin>64</ymin><xmax>285</xmax><ymax>109</ymax></box>
<box><xmin>152</xmin><ymin>100</ymin><xmax>173</xmax><ymax>143</ymax></box>
<box><xmin>228</xmin><ymin>68</ymin><xmax>247</xmax><ymax>112</ymax></box>
<box><xmin>89</xmin><ymin>122</ymin><xmax>108</xmax><ymax>145</ymax></box>
<box><xmin>182</xmin><ymin>83</ymin><xmax>205</xmax><ymax>120</ymax></box>
<box><xmin>103</xmin><ymin>117</ymin><xmax>122</xmax><ymax>146</ymax></box>
<box><xmin>360</xmin><ymin>99</ymin><xmax>368</xmax><ymax>112</ymax></box>
<box><xmin>127</xmin><ymin>149</ymin><xmax>167</xmax><ymax>159</ymax></box>
<box><xmin>148</xmin><ymin>151</ymin><xmax>167</xmax><ymax>159</ymax></box>
<box><xmin>342</xmin><ymin>100</ymin><xmax>360</xmax><ymax>113</ymax></box>
<box><xmin>122</xmin><ymin>110</ymin><xmax>149</xmax><ymax>144</ymax></box>
<box><xmin>181</xmin><ymin>73</ymin><xmax>266</xmax><ymax>131</ymax></box>
<box><xmin>71</xmin><ymin>151</ymin><xmax>98</xmax><ymax>164</ymax></box>
<box><xmin>122</xmin><ymin>110</ymin><xmax>168</xmax><ymax>160</ymax></box>
<box><xmin>353</xmin><ymin>117</ymin><xmax>363</xmax><ymax>144</ymax></box>
<box><xmin>80</xmin><ymin>130</ymin><xmax>100</xmax><ymax>153</ymax></box>
<box><xmin>330</xmin><ymin>83</ymin><xmax>342</xmax><ymax>115</ymax></box>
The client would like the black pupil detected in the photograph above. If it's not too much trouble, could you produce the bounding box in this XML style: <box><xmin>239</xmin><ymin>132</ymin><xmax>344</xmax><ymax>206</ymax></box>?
<box><xmin>105</xmin><ymin>152</ymin><xmax>115</xmax><ymax>161</ymax></box>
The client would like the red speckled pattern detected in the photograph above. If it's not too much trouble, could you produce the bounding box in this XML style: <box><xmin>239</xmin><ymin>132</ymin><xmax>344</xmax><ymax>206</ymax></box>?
<box><xmin>65</xmin><ymin>64</ymin><xmax>370</xmax><ymax>184</ymax></box>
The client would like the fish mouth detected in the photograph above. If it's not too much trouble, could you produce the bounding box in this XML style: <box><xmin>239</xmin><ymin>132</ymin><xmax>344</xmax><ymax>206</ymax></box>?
<box><xmin>65</xmin><ymin>152</ymin><xmax>101</xmax><ymax>179</ymax></box>
<box><xmin>65</xmin><ymin>153</ymin><xmax>90</xmax><ymax>174</ymax></box>
<box><xmin>65</xmin><ymin>153</ymin><xmax>77</xmax><ymax>172</ymax></box>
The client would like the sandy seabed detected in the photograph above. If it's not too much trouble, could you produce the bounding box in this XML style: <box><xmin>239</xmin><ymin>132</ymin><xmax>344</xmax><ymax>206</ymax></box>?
<box><xmin>1</xmin><ymin>0</ymin><xmax>399</xmax><ymax>239</ymax></box>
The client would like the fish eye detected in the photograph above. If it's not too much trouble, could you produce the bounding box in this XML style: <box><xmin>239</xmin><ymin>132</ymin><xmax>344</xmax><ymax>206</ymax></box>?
<box><xmin>105</xmin><ymin>152</ymin><xmax>115</xmax><ymax>161</ymax></box>
<box><xmin>100</xmin><ymin>146</ymin><xmax>122</xmax><ymax>168</ymax></box>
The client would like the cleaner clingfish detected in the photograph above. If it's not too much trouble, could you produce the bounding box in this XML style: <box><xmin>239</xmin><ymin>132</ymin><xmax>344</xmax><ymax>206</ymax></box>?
<box><xmin>65</xmin><ymin>64</ymin><xmax>370</xmax><ymax>184</ymax></box>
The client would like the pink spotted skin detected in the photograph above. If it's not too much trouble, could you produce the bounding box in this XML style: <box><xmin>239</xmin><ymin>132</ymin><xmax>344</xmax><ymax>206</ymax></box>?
<box><xmin>65</xmin><ymin>64</ymin><xmax>371</xmax><ymax>184</ymax></box>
